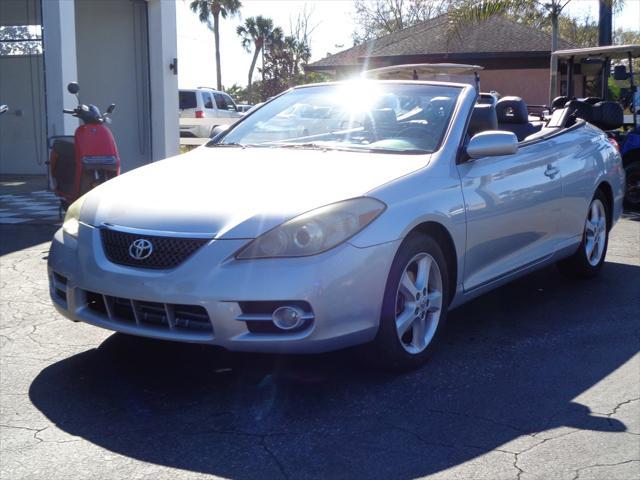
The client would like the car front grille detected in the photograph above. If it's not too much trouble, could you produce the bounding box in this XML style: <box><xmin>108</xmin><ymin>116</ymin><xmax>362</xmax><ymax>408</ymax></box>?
<box><xmin>85</xmin><ymin>290</ymin><xmax>213</xmax><ymax>333</ymax></box>
<box><xmin>100</xmin><ymin>228</ymin><xmax>210</xmax><ymax>269</ymax></box>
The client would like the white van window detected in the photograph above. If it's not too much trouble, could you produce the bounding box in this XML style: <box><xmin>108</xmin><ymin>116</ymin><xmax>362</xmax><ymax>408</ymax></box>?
<box><xmin>202</xmin><ymin>92</ymin><xmax>214</xmax><ymax>109</ymax></box>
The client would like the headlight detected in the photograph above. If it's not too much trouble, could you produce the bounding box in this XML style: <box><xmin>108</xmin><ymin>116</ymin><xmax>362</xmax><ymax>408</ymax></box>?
<box><xmin>62</xmin><ymin>195</ymin><xmax>87</xmax><ymax>238</ymax></box>
<box><xmin>236</xmin><ymin>197</ymin><xmax>386</xmax><ymax>259</ymax></box>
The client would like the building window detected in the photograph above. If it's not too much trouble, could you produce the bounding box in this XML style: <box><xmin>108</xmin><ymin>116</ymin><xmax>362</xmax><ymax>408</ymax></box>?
<box><xmin>0</xmin><ymin>25</ymin><xmax>43</xmax><ymax>56</ymax></box>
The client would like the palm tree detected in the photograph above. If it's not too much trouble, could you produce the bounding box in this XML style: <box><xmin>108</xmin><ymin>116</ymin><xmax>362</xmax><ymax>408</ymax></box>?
<box><xmin>236</xmin><ymin>16</ymin><xmax>283</xmax><ymax>98</ymax></box>
<box><xmin>190</xmin><ymin>0</ymin><xmax>242</xmax><ymax>91</ymax></box>
<box><xmin>283</xmin><ymin>35</ymin><xmax>311</xmax><ymax>82</ymax></box>
<box><xmin>449</xmin><ymin>0</ymin><xmax>621</xmax><ymax>102</ymax></box>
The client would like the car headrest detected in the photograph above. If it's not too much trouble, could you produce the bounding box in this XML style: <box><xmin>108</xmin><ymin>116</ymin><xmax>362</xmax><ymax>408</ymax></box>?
<box><xmin>592</xmin><ymin>101</ymin><xmax>623</xmax><ymax>131</ymax></box>
<box><xmin>478</xmin><ymin>93</ymin><xmax>497</xmax><ymax>105</ymax></box>
<box><xmin>564</xmin><ymin>100</ymin><xmax>623</xmax><ymax>131</ymax></box>
<box><xmin>468</xmin><ymin>104</ymin><xmax>498</xmax><ymax>136</ymax></box>
<box><xmin>565</xmin><ymin>100</ymin><xmax>595</xmax><ymax>124</ymax></box>
<box><xmin>495</xmin><ymin>96</ymin><xmax>529</xmax><ymax>124</ymax></box>
<box><xmin>364</xmin><ymin>108</ymin><xmax>397</xmax><ymax>131</ymax></box>
<box><xmin>551</xmin><ymin>96</ymin><xmax>569</xmax><ymax>110</ymax></box>
<box><xmin>426</xmin><ymin>97</ymin><xmax>453</xmax><ymax>123</ymax></box>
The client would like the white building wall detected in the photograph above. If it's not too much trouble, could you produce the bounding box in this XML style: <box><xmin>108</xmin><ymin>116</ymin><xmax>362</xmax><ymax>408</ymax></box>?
<box><xmin>75</xmin><ymin>0</ymin><xmax>152</xmax><ymax>172</ymax></box>
<box><xmin>42</xmin><ymin>0</ymin><xmax>78</xmax><ymax>138</ymax></box>
<box><xmin>148</xmin><ymin>0</ymin><xmax>179</xmax><ymax>161</ymax></box>
<box><xmin>0</xmin><ymin>0</ymin><xmax>48</xmax><ymax>174</ymax></box>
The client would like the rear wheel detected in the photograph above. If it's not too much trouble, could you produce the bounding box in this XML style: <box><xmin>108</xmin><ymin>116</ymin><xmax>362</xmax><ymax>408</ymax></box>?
<box><xmin>557</xmin><ymin>190</ymin><xmax>609</xmax><ymax>278</ymax></box>
<box><xmin>364</xmin><ymin>233</ymin><xmax>450</xmax><ymax>371</ymax></box>
<box><xmin>624</xmin><ymin>161</ymin><xmax>640</xmax><ymax>211</ymax></box>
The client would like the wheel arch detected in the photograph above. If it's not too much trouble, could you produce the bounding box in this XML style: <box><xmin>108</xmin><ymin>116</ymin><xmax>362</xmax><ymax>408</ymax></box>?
<box><xmin>405</xmin><ymin>221</ymin><xmax>458</xmax><ymax>303</ymax></box>
<box><xmin>596</xmin><ymin>181</ymin><xmax>614</xmax><ymax>230</ymax></box>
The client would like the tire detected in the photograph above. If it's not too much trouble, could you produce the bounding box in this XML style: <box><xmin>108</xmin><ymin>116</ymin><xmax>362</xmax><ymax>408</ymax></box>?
<box><xmin>363</xmin><ymin>232</ymin><xmax>450</xmax><ymax>371</ymax></box>
<box><xmin>557</xmin><ymin>190</ymin><xmax>610</xmax><ymax>278</ymax></box>
<box><xmin>623</xmin><ymin>161</ymin><xmax>640</xmax><ymax>211</ymax></box>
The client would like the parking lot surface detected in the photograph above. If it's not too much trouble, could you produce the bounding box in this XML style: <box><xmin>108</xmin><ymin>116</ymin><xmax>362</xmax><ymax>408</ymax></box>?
<box><xmin>1</xmin><ymin>205</ymin><xmax>639</xmax><ymax>479</ymax></box>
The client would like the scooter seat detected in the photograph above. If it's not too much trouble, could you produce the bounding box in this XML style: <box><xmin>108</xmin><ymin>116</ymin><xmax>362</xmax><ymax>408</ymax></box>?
<box><xmin>52</xmin><ymin>137</ymin><xmax>75</xmax><ymax>158</ymax></box>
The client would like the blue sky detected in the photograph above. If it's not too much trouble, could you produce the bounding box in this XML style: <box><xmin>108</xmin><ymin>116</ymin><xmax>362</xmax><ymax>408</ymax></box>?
<box><xmin>176</xmin><ymin>0</ymin><xmax>640</xmax><ymax>90</ymax></box>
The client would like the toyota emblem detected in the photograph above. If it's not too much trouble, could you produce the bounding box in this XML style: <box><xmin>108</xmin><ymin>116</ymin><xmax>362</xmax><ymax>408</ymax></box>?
<box><xmin>128</xmin><ymin>238</ymin><xmax>153</xmax><ymax>260</ymax></box>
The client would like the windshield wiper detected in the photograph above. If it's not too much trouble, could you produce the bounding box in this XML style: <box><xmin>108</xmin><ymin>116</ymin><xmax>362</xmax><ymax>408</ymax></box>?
<box><xmin>209</xmin><ymin>142</ymin><xmax>246</xmax><ymax>148</ymax></box>
<box><xmin>273</xmin><ymin>142</ymin><xmax>332</xmax><ymax>150</ymax></box>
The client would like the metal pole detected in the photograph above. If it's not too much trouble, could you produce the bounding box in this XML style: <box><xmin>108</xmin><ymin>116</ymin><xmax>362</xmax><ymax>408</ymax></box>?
<box><xmin>568</xmin><ymin>57</ymin><xmax>574</xmax><ymax>98</ymax></box>
<box><xmin>603</xmin><ymin>56</ymin><xmax>610</xmax><ymax>100</ymax></box>
<box><xmin>598</xmin><ymin>0</ymin><xmax>613</xmax><ymax>47</ymax></box>
<box><xmin>630</xmin><ymin>52</ymin><xmax>638</xmax><ymax>129</ymax></box>
<box><xmin>550</xmin><ymin>53</ymin><xmax>558</xmax><ymax>104</ymax></box>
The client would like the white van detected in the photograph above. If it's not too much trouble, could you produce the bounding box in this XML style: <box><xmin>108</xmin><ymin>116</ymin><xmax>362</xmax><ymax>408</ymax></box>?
<box><xmin>179</xmin><ymin>88</ymin><xmax>242</xmax><ymax>138</ymax></box>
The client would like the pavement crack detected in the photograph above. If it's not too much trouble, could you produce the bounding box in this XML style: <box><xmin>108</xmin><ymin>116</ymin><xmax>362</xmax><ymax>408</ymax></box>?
<box><xmin>571</xmin><ymin>459</ymin><xmax>639</xmax><ymax>480</ymax></box>
<box><xmin>379</xmin><ymin>419</ymin><xmax>517</xmax><ymax>455</ymax></box>
<box><xmin>512</xmin><ymin>429</ymin><xmax>582</xmax><ymax>480</ymax></box>
<box><xmin>417</xmin><ymin>408</ymin><xmax>532</xmax><ymax>437</ymax></box>
<box><xmin>607</xmin><ymin>397</ymin><xmax>640</xmax><ymax>417</ymax></box>
<box><xmin>0</xmin><ymin>424</ymin><xmax>49</xmax><ymax>444</ymax></box>
<box><xmin>261</xmin><ymin>436</ymin><xmax>290</xmax><ymax>480</ymax></box>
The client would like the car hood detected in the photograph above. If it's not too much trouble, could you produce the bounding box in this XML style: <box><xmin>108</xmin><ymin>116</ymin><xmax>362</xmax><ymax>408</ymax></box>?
<box><xmin>83</xmin><ymin>146</ymin><xmax>429</xmax><ymax>239</ymax></box>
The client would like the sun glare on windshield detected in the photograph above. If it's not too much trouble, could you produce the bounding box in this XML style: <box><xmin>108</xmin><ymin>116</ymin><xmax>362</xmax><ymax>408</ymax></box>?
<box><xmin>218</xmin><ymin>82</ymin><xmax>462</xmax><ymax>154</ymax></box>
<box><xmin>334</xmin><ymin>80</ymin><xmax>383</xmax><ymax>115</ymax></box>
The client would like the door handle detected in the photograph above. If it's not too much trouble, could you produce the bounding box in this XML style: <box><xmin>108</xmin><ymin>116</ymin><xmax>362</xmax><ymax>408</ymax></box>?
<box><xmin>544</xmin><ymin>165</ymin><xmax>559</xmax><ymax>178</ymax></box>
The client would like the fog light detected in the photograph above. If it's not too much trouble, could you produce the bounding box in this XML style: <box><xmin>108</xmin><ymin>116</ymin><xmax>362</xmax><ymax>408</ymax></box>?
<box><xmin>272</xmin><ymin>306</ymin><xmax>305</xmax><ymax>330</ymax></box>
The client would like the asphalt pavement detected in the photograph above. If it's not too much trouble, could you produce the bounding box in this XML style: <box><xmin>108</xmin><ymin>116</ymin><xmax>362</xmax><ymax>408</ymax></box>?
<box><xmin>0</xmin><ymin>204</ymin><xmax>638</xmax><ymax>479</ymax></box>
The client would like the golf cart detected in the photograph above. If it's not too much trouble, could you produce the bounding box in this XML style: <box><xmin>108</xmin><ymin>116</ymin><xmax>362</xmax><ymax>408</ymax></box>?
<box><xmin>552</xmin><ymin>44</ymin><xmax>640</xmax><ymax>209</ymax></box>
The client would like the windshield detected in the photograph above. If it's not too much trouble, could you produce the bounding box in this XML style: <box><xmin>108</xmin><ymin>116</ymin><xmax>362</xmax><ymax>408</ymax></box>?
<box><xmin>213</xmin><ymin>82</ymin><xmax>462</xmax><ymax>154</ymax></box>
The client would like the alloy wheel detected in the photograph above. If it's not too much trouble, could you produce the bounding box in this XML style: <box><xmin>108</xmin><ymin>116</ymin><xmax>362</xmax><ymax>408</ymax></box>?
<box><xmin>584</xmin><ymin>198</ymin><xmax>607</xmax><ymax>267</ymax></box>
<box><xmin>394</xmin><ymin>252</ymin><xmax>443</xmax><ymax>354</ymax></box>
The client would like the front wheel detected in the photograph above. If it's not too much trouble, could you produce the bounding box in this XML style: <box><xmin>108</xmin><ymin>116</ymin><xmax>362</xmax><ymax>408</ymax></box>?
<box><xmin>557</xmin><ymin>191</ymin><xmax>609</xmax><ymax>278</ymax></box>
<box><xmin>363</xmin><ymin>233</ymin><xmax>450</xmax><ymax>371</ymax></box>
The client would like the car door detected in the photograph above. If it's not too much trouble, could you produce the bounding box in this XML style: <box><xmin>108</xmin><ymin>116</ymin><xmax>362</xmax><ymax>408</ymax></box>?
<box><xmin>546</xmin><ymin>127</ymin><xmax>604</xmax><ymax>247</ymax></box>
<box><xmin>222</xmin><ymin>93</ymin><xmax>242</xmax><ymax>119</ymax></box>
<box><xmin>457</xmin><ymin>140</ymin><xmax>563</xmax><ymax>291</ymax></box>
<box><xmin>213</xmin><ymin>93</ymin><xmax>231</xmax><ymax>118</ymax></box>
<box><xmin>201</xmin><ymin>91</ymin><xmax>219</xmax><ymax>118</ymax></box>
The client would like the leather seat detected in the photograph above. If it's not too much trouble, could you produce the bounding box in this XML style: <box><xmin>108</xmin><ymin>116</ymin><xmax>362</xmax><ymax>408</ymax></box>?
<box><xmin>52</xmin><ymin>137</ymin><xmax>75</xmax><ymax>159</ymax></box>
<box><xmin>467</xmin><ymin>104</ymin><xmax>498</xmax><ymax>136</ymax></box>
<box><xmin>364</xmin><ymin>108</ymin><xmax>398</xmax><ymax>138</ymax></box>
<box><xmin>496</xmin><ymin>96</ymin><xmax>541</xmax><ymax>141</ymax></box>
<box><xmin>551</xmin><ymin>96</ymin><xmax>570</xmax><ymax>110</ymax></box>
<box><xmin>565</xmin><ymin>100</ymin><xmax>624</xmax><ymax>131</ymax></box>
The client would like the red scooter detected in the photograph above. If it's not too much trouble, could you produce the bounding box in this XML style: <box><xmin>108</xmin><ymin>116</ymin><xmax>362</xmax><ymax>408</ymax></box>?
<box><xmin>48</xmin><ymin>82</ymin><xmax>120</xmax><ymax>211</ymax></box>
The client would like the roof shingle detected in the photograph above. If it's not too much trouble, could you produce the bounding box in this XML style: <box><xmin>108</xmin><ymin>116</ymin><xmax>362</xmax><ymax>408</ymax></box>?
<box><xmin>309</xmin><ymin>14</ymin><xmax>574</xmax><ymax>69</ymax></box>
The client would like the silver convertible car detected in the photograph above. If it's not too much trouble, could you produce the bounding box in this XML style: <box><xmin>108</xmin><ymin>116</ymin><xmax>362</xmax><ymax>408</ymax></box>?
<box><xmin>48</xmin><ymin>77</ymin><xmax>625</xmax><ymax>369</ymax></box>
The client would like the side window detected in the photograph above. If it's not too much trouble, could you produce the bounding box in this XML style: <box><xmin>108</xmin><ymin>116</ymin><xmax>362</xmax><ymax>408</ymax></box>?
<box><xmin>223</xmin><ymin>94</ymin><xmax>238</xmax><ymax>112</ymax></box>
<box><xmin>214</xmin><ymin>93</ymin><xmax>227</xmax><ymax>110</ymax></box>
<box><xmin>179</xmin><ymin>91</ymin><xmax>197</xmax><ymax>110</ymax></box>
<box><xmin>202</xmin><ymin>92</ymin><xmax>214</xmax><ymax>109</ymax></box>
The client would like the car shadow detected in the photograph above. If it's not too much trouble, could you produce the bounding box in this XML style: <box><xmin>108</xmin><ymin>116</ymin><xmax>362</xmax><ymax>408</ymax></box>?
<box><xmin>29</xmin><ymin>262</ymin><xmax>639</xmax><ymax>479</ymax></box>
<box><xmin>0</xmin><ymin>224</ymin><xmax>58</xmax><ymax>256</ymax></box>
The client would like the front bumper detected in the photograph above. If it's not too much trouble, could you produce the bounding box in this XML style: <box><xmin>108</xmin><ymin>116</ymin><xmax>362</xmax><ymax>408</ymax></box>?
<box><xmin>47</xmin><ymin>224</ymin><xmax>398</xmax><ymax>353</ymax></box>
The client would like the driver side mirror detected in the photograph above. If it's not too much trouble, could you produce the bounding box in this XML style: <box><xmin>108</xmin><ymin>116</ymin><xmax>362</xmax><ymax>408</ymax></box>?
<box><xmin>106</xmin><ymin>104</ymin><xmax>116</xmax><ymax>114</ymax></box>
<box><xmin>67</xmin><ymin>82</ymin><xmax>80</xmax><ymax>95</ymax></box>
<box><xmin>466</xmin><ymin>131</ymin><xmax>518</xmax><ymax>159</ymax></box>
